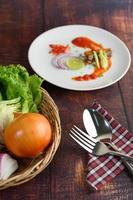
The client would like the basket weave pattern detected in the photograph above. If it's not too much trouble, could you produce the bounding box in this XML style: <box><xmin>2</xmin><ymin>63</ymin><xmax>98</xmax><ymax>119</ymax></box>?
<box><xmin>0</xmin><ymin>88</ymin><xmax>61</xmax><ymax>190</ymax></box>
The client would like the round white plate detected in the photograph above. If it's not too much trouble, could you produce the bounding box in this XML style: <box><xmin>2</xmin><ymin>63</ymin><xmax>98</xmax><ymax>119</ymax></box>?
<box><xmin>28</xmin><ymin>25</ymin><xmax>131</xmax><ymax>91</ymax></box>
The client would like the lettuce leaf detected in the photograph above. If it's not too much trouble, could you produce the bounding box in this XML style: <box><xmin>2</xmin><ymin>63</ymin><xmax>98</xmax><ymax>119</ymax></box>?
<box><xmin>29</xmin><ymin>75</ymin><xmax>43</xmax><ymax>105</ymax></box>
<box><xmin>0</xmin><ymin>64</ymin><xmax>43</xmax><ymax>112</ymax></box>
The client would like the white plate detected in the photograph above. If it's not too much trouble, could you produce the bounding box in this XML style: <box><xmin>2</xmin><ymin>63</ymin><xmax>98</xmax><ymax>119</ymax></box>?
<box><xmin>28</xmin><ymin>25</ymin><xmax>131</xmax><ymax>91</ymax></box>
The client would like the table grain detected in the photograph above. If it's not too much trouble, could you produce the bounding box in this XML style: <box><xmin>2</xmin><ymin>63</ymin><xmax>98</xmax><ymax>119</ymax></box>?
<box><xmin>0</xmin><ymin>0</ymin><xmax>133</xmax><ymax>199</ymax></box>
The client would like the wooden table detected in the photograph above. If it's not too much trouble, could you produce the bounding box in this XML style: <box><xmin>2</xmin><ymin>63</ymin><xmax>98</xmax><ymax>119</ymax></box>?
<box><xmin>0</xmin><ymin>0</ymin><xmax>133</xmax><ymax>199</ymax></box>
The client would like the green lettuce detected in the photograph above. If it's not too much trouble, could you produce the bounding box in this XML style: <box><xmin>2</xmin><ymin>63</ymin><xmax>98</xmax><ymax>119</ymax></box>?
<box><xmin>0</xmin><ymin>64</ymin><xmax>43</xmax><ymax>112</ymax></box>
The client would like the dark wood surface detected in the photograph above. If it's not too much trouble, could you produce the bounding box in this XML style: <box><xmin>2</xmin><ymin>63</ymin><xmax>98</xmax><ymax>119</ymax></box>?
<box><xmin>0</xmin><ymin>0</ymin><xmax>133</xmax><ymax>199</ymax></box>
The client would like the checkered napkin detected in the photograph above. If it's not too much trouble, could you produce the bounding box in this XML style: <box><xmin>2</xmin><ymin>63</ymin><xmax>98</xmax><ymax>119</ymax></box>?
<box><xmin>87</xmin><ymin>101</ymin><xmax>133</xmax><ymax>190</ymax></box>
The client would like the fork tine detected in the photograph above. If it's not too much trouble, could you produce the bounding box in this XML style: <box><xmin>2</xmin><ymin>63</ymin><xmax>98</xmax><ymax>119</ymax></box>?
<box><xmin>69</xmin><ymin>133</ymin><xmax>92</xmax><ymax>153</ymax></box>
<box><xmin>71</xmin><ymin>128</ymin><xmax>95</xmax><ymax>147</ymax></box>
<box><xmin>70</xmin><ymin>130</ymin><xmax>94</xmax><ymax>151</ymax></box>
<box><xmin>73</xmin><ymin>125</ymin><xmax>96</xmax><ymax>143</ymax></box>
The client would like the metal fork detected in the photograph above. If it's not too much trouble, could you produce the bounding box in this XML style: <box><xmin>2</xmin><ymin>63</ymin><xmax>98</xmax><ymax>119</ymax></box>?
<box><xmin>69</xmin><ymin>125</ymin><xmax>133</xmax><ymax>161</ymax></box>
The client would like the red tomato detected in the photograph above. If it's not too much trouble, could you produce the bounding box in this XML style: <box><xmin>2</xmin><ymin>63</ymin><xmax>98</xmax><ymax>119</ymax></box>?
<box><xmin>49</xmin><ymin>44</ymin><xmax>69</xmax><ymax>55</ymax></box>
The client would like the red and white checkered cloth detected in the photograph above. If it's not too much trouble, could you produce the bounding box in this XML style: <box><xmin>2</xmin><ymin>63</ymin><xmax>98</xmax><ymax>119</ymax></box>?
<box><xmin>87</xmin><ymin>101</ymin><xmax>133</xmax><ymax>190</ymax></box>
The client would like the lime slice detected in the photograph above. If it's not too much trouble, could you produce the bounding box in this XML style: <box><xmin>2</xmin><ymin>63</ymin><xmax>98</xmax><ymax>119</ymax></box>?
<box><xmin>66</xmin><ymin>57</ymin><xmax>85</xmax><ymax>70</ymax></box>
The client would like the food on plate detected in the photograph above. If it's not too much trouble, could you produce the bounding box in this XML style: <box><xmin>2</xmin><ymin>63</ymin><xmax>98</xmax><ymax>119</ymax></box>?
<box><xmin>49</xmin><ymin>36</ymin><xmax>112</xmax><ymax>81</ymax></box>
<box><xmin>93</xmin><ymin>51</ymin><xmax>100</xmax><ymax>68</ymax></box>
<box><xmin>51</xmin><ymin>53</ymin><xmax>73</xmax><ymax>70</ymax></box>
<box><xmin>72</xmin><ymin>36</ymin><xmax>102</xmax><ymax>50</ymax></box>
<box><xmin>0</xmin><ymin>153</ymin><xmax>18</xmax><ymax>180</ymax></box>
<box><xmin>51</xmin><ymin>53</ymin><xmax>85</xmax><ymax>70</ymax></box>
<box><xmin>0</xmin><ymin>65</ymin><xmax>43</xmax><ymax>112</ymax></box>
<box><xmin>84</xmin><ymin>48</ymin><xmax>112</xmax><ymax>67</ymax></box>
<box><xmin>66</xmin><ymin>57</ymin><xmax>85</xmax><ymax>70</ymax></box>
<box><xmin>72</xmin><ymin>66</ymin><xmax>111</xmax><ymax>81</ymax></box>
<box><xmin>49</xmin><ymin>44</ymin><xmax>70</xmax><ymax>55</ymax></box>
<box><xmin>4</xmin><ymin>113</ymin><xmax>52</xmax><ymax>158</ymax></box>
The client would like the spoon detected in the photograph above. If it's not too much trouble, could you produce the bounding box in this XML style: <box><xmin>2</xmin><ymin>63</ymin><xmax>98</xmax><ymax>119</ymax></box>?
<box><xmin>83</xmin><ymin>108</ymin><xmax>133</xmax><ymax>175</ymax></box>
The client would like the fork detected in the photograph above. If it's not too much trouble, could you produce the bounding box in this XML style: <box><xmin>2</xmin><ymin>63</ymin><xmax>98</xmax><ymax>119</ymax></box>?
<box><xmin>69</xmin><ymin>125</ymin><xmax>133</xmax><ymax>161</ymax></box>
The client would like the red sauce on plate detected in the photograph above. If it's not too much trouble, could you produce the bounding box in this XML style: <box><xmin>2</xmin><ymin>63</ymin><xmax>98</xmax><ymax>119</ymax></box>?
<box><xmin>72</xmin><ymin>60</ymin><xmax>112</xmax><ymax>81</ymax></box>
<box><xmin>72</xmin><ymin>37</ymin><xmax>103</xmax><ymax>51</ymax></box>
<box><xmin>49</xmin><ymin>44</ymin><xmax>69</xmax><ymax>55</ymax></box>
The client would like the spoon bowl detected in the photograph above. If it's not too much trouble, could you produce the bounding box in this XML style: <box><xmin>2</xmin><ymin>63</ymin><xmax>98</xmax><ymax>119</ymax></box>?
<box><xmin>83</xmin><ymin>108</ymin><xmax>112</xmax><ymax>141</ymax></box>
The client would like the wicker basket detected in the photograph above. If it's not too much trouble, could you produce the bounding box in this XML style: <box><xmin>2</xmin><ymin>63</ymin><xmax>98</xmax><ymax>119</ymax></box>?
<box><xmin>0</xmin><ymin>88</ymin><xmax>61</xmax><ymax>190</ymax></box>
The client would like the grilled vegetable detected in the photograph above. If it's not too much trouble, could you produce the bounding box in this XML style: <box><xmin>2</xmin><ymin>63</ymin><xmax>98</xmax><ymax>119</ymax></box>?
<box><xmin>99</xmin><ymin>50</ymin><xmax>108</xmax><ymax>69</ymax></box>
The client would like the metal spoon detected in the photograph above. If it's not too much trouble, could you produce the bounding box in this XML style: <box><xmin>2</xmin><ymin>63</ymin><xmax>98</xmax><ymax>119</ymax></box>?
<box><xmin>83</xmin><ymin>108</ymin><xmax>133</xmax><ymax>175</ymax></box>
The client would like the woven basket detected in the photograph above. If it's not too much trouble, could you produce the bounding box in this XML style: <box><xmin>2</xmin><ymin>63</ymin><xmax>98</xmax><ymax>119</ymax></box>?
<box><xmin>0</xmin><ymin>88</ymin><xmax>61</xmax><ymax>190</ymax></box>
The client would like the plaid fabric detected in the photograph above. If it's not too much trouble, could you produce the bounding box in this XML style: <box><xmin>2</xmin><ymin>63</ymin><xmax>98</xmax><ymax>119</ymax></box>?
<box><xmin>86</xmin><ymin>101</ymin><xmax>133</xmax><ymax>190</ymax></box>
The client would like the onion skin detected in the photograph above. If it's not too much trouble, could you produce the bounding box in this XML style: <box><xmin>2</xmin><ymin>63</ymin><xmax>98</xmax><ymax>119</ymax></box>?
<box><xmin>4</xmin><ymin>113</ymin><xmax>52</xmax><ymax>158</ymax></box>
<box><xmin>0</xmin><ymin>153</ymin><xmax>18</xmax><ymax>180</ymax></box>
<box><xmin>13</xmin><ymin>112</ymin><xmax>23</xmax><ymax>119</ymax></box>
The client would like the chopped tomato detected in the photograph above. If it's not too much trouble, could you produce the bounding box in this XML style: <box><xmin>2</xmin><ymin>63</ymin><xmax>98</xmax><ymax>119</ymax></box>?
<box><xmin>49</xmin><ymin>44</ymin><xmax>70</xmax><ymax>55</ymax></box>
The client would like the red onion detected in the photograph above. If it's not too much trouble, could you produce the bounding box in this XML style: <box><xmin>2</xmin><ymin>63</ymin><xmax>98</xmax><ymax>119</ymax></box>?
<box><xmin>0</xmin><ymin>153</ymin><xmax>18</xmax><ymax>180</ymax></box>
<box><xmin>51</xmin><ymin>56</ymin><xmax>60</xmax><ymax>68</ymax></box>
<box><xmin>51</xmin><ymin>53</ymin><xmax>74</xmax><ymax>70</ymax></box>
